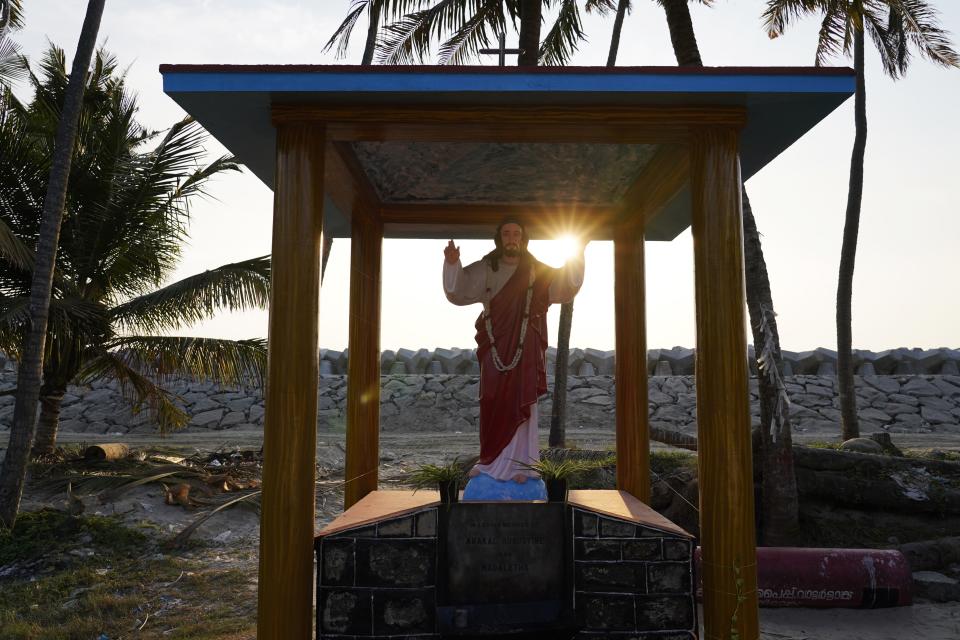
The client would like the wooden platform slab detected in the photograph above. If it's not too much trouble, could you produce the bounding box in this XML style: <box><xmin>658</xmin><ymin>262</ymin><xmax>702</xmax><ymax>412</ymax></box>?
<box><xmin>316</xmin><ymin>489</ymin><xmax>692</xmax><ymax>539</ymax></box>
<box><xmin>316</xmin><ymin>489</ymin><xmax>439</xmax><ymax>538</ymax></box>
<box><xmin>568</xmin><ymin>489</ymin><xmax>693</xmax><ymax>538</ymax></box>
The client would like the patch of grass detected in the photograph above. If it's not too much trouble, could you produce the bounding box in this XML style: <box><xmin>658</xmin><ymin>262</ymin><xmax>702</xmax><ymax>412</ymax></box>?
<box><xmin>650</xmin><ymin>450</ymin><xmax>696</xmax><ymax>476</ymax></box>
<box><xmin>0</xmin><ymin>509</ymin><xmax>145</xmax><ymax>567</ymax></box>
<box><xmin>904</xmin><ymin>448</ymin><xmax>960</xmax><ymax>463</ymax></box>
<box><xmin>0</xmin><ymin>510</ymin><xmax>256</xmax><ymax>640</ymax></box>
<box><xmin>803</xmin><ymin>440</ymin><xmax>842</xmax><ymax>450</ymax></box>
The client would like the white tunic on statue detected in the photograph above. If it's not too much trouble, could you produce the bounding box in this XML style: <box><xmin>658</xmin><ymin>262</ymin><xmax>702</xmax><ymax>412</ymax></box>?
<box><xmin>442</xmin><ymin>253</ymin><xmax>585</xmax><ymax>480</ymax></box>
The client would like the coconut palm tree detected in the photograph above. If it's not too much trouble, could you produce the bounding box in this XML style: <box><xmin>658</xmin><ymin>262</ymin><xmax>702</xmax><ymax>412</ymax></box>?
<box><xmin>764</xmin><ymin>0</ymin><xmax>959</xmax><ymax>441</ymax></box>
<box><xmin>0</xmin><ymin>0</ymin><xmax>107</xmax><ymax>529</ymax></box>
<box><xmin>0</xmin><ymin>46</ymin><xmax>269</xmax><ymax>461</ymax></box>
<box><xmin>571</xmin><ymin>0</ymin><xmax>798</xmax><ymax>540</ymax></box>
<box><xmin>645</xmin><ymin>0</ymin><xmax>802</xmax><ymax>544</ymax></box>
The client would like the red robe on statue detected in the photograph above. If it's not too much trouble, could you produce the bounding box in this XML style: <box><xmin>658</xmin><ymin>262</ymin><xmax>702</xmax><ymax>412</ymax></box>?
<box><xmin>474</xmin><ymin>259</ymin><xmax>555</xmax><ymax>465</ymax></box>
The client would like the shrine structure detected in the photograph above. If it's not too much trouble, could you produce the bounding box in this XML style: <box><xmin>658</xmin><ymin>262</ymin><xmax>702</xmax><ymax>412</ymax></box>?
<box><xmin>161</xmin><ymin>64</ymin><xmax>854</xmax><ymax>640</ymax></box>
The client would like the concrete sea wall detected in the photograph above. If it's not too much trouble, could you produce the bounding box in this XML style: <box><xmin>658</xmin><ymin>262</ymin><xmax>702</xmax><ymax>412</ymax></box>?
<box><xmin>1</xmin><ymin>348</ymin><xmax>958</xmax><ymax>438</ymax></box>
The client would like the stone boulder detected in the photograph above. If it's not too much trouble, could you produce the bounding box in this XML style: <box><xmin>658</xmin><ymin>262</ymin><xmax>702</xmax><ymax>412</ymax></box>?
<box><xmin>839</xmin><ymin>437</ymin><xmax>884</xmax><ymax>455</ymax></box>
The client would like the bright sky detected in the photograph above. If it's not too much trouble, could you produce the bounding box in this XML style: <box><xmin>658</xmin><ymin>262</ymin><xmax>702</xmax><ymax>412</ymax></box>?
<box><xmin>11</xmin><ymin>1</ymin><xmax>960</xmax><ymax>352</ymax></box>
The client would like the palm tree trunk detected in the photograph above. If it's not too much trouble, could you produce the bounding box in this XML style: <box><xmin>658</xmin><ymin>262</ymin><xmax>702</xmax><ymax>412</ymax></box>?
<box><xmin>837</xmin><ymin>29</ymin><xmax>866</xmax><ymax>441</ymax></box>
<box><xmin>660</xmin><ymin>0</ymin><xmax>702</xmax><ymax>66</ymax></box>
<box><xmin>655</xmin><ymin>0</ymin><xmax>797</xmax><ymax>541</ymax></box>
<box><xmin>549</xmin><ymin>300</ymin><xmax>573</xmax><ymax>448</ymax></box>
<box><xmin>606</xmin><ymin>0</ymin><xmax>630</xmax><ymax>66</ymax></box>
<box><xmin>517</xmin><ymin>0</ymin><xmax>543</xmax><ymax>65</ymax></box>
<box><xmin>30</xmin><ymin>386</ymin><xmax>64</xmax><ymax>457</ymax></box>
<box><xmin>743</xmin><ymin>189</ymin><xmax>798</xmax><ymax>543</ymax></box>
<box><xmin>518</xmin><ymin>0</ymin><xmax>562</xmax><ymax>447</ymax></box>
<box><xmin>0</xmin><ymin>0</ymin><xmax>105</xmax><ymax>529</ymax></box>
<box><xmin>361</xmin><ymin>1</ymin><xmax>381</xmax><ymax>65</ymax></box>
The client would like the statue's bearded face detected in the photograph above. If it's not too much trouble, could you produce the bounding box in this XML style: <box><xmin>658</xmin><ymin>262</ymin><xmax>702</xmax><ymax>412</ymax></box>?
<box><xmin>500</xmin><ymin>223</ymin><xmax>524</xmax><ymax>257</ymax></box>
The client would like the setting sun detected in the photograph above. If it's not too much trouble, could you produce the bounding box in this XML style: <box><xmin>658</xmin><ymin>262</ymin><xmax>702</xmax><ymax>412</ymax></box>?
<box><xmin>554</xmin><ymin>234</ymin><xmax>581</xmax><ymax>260</ymax></box>
<box><xmin>533</xmin><ymin>234</ymin><xmax>582</xmax><ymax>266</ymax></box>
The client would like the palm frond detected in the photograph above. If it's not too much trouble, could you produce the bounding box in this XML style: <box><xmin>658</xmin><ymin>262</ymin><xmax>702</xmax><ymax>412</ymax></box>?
<box><xmin>539</xmin><ymin>0</ymin><xmax>587</xmax><ymax>66</ymax></box>
<box><xmin>0</xmin><ymin>296</ymin><xmax>108</xmax><ymax>355</ymax></box>
<box><xmin>109</xmin><ymin>256</ymin><xmax>270</xmax><ymax>333</ymax></box>
<box><xmin>885</xmin><ymin>0</ymin><xmax>960</xmax><ymax>69</ymax></box>
<box><xmin>170</xmin><ymin>489</ymin><xmax>261</xmax><ymax>548</ymax></box>
<box><xmin>763</xmin><ymin>0</ymin><xmax>823</xmax><ymax>38</ymax></box>
<box><xmin>115</xmin><ymin>116</ymin><xmax>221</xmax><ymax>227</ymax></box>
<box><xmin>81</xmin><ymin>118</ymin><xmax>240</xmax><ymax>299</ymax></box>
<box><xmin>0</xmin><ymin>34</ymin><xmax>25</xmax><ymax>87</ymax></box>
<box><xmin>0</xmin><ymin>213</ymin><xmax>35</xmax><ymax>271</ymax></box>
<box><xmin>75</xmin><ymin>350</ymin><xmax>190</xmax><ymax>435</ymax></box>
<box><xmin>323</xmin><ymin>0</ymin><xmax>374</xmax><ymax>59</ymax></box>
<box><xmin>33</xmin><ymin>465</ymin><xmax>197</xmax><ymax>499</ymax></box>
<box><xmin>438</xmin><ymin>0</ymin><xmax>507</xmax><ymax>65</ymax></box>
<box><xmin>157</xmin><ymin>153</ymin><xmax>241</xmax><ymax>218</ymax></box>
<box><xmin>815</xmin><ymin>2</ymin><xmax>852</xmax><ymax>66</ymax></box>
<box><xmin>0</xmin><ymin>0</ymin><xmax>24</xmax><ymax>32</ymax></box>
<box><xmin>96</xmin><ymin>469</ymin><xmax>191</xmax><ymax>502</ymax></box>
<box><xmin>0</xmin><ymin>295</ymin><xmax>26</xmax><ymax>354</ymax></box>
<box><xmin>585</xmin><ymin>0</ymin><xmax>619</xmax><ymax>15</ymax></box>
<box><xmin>865</xmin><ymin>7</ymin><xmax>904</xmax><ymax>77</ymax></box>
<box><xmin>880</xmin><ymin>4</ymin><xmax>911</xmax><ymax>75</ymax></box>
<box><xmin>99</xmin><ymin>335</ymin><xmax>267</xmax><ymax>388</ymax></box>
<box><xmin>377</xmin><ymin>0</ymin><xmax>469</xmax><ymax>64</ymax></box>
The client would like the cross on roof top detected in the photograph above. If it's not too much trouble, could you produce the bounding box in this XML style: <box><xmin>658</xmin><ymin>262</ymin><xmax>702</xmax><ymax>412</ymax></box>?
<box><xmin>479</xmin><ymin>33</ymin><xmax>523</xmax><ymax>66</ymax></box>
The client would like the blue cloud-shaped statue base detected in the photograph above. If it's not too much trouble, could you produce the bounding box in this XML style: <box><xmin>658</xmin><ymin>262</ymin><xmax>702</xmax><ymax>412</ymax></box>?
<box><xmin>462</xmin><ymin>473</ymin><xmax>547</xmax><ymax>501</ymax></box>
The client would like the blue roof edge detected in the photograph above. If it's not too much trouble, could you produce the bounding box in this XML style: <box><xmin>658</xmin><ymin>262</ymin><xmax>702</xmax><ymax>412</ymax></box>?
<box><xmin>162</xmin><ymin>70</ymin><xmax>855</xmax><ymax>96</ymax></box>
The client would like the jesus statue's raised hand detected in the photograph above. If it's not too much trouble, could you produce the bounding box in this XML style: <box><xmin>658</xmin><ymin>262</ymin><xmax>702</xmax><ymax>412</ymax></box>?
<box><xmin>444</xmin><ymin>239</ymin><xmax>460</xmax><ymax>265</ymax></box>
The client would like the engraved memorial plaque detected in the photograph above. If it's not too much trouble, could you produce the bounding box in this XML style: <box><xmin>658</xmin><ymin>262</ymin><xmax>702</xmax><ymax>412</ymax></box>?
<box><xmin>444</xmin><ymin>503</ymin><xmax>566</xmax><ymax>605</ymax></box>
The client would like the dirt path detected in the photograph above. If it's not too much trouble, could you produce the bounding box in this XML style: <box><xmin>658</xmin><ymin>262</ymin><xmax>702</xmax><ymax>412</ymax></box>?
<box><xmin>5</xmin><ymin>424</ymin><xmax>958</xmax><ymax>460</ymax></box>
<box><xmin>759</xmin><ymin>602</ymin><xmax>960</xmax><ymax>639</ymax></box>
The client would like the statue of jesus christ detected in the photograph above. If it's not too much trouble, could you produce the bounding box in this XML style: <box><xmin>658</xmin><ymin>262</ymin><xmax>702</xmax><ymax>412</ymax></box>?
<box><xmin>442</xmin><ymin>218</ymin><xmax>585</xmax><ymax>491</ymax></box>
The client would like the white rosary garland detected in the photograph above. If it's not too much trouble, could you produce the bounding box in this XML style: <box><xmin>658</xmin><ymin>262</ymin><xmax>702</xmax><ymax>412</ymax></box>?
<box><xmin>484</xmin><ymin>266</ymin><xmax>536</xmax><ymax>372</ymax></box>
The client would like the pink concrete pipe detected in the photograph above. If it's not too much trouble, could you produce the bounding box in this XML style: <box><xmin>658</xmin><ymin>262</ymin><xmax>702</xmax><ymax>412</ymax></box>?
<box><xmin>695</xmin><ymin>547</ymin><xmax>913</xmax><ymax>608</ymax></box>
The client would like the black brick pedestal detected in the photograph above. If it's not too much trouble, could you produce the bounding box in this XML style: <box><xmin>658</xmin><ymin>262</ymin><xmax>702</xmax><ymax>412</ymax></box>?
<box><xmin>316</xmin><ymin>498</ymin><xmax>696</xmax><ymax>639</ymax></box>
<box><xmin>572</xmin><ymin>509</ymin><xmax>697</xmax><ymax>640</ymax></box>
<box><xmin>317</xmin><ymin>509</ymin><xmax>440</xmax><ymax>639</ymax></box>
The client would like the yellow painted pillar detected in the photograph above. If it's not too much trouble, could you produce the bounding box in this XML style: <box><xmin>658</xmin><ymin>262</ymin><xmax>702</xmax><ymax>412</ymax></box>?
<box><xmin>614</xmin><ymin>221</ymin><xmax>650</xmax><ymax>503</ymax></box>
<box><xmin>257</xmin><ymin>124</ymin><xmax>325</xmax><ymax>640</ymax></box>
<box><xmin>344</xmin><ymin>209</ymin><xmax>383</xmax><ymax>508</ymax></box>
<box><xmin>690</xmin><ymin>126</ymin><xmax>759</xmax><ymax>640</ymax></box>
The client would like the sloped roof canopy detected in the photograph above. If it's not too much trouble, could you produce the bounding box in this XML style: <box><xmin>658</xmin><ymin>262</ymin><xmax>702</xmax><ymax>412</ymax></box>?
<box><xmin>160</xmin><ymin>65</ymin><xmax>854</xmax><ymax>241</ymax></box>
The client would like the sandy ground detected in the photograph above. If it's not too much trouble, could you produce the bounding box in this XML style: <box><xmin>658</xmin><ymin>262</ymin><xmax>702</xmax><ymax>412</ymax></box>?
<box><xmin>4</xmin><ymin>425</ymin><xmax>960</xmax><ymax>639</ymax></box>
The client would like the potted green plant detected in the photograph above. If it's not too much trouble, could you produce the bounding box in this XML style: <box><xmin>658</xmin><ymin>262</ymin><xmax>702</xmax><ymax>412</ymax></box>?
<box><xmin>408</xmin><ymin>459</ymin><xmax>466</xmax><ymax>504</ymax></box>
<box><xmin>521</xmin><ymin>458</ymin><xmax>592</xmax><ymax>502</ymax></box>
